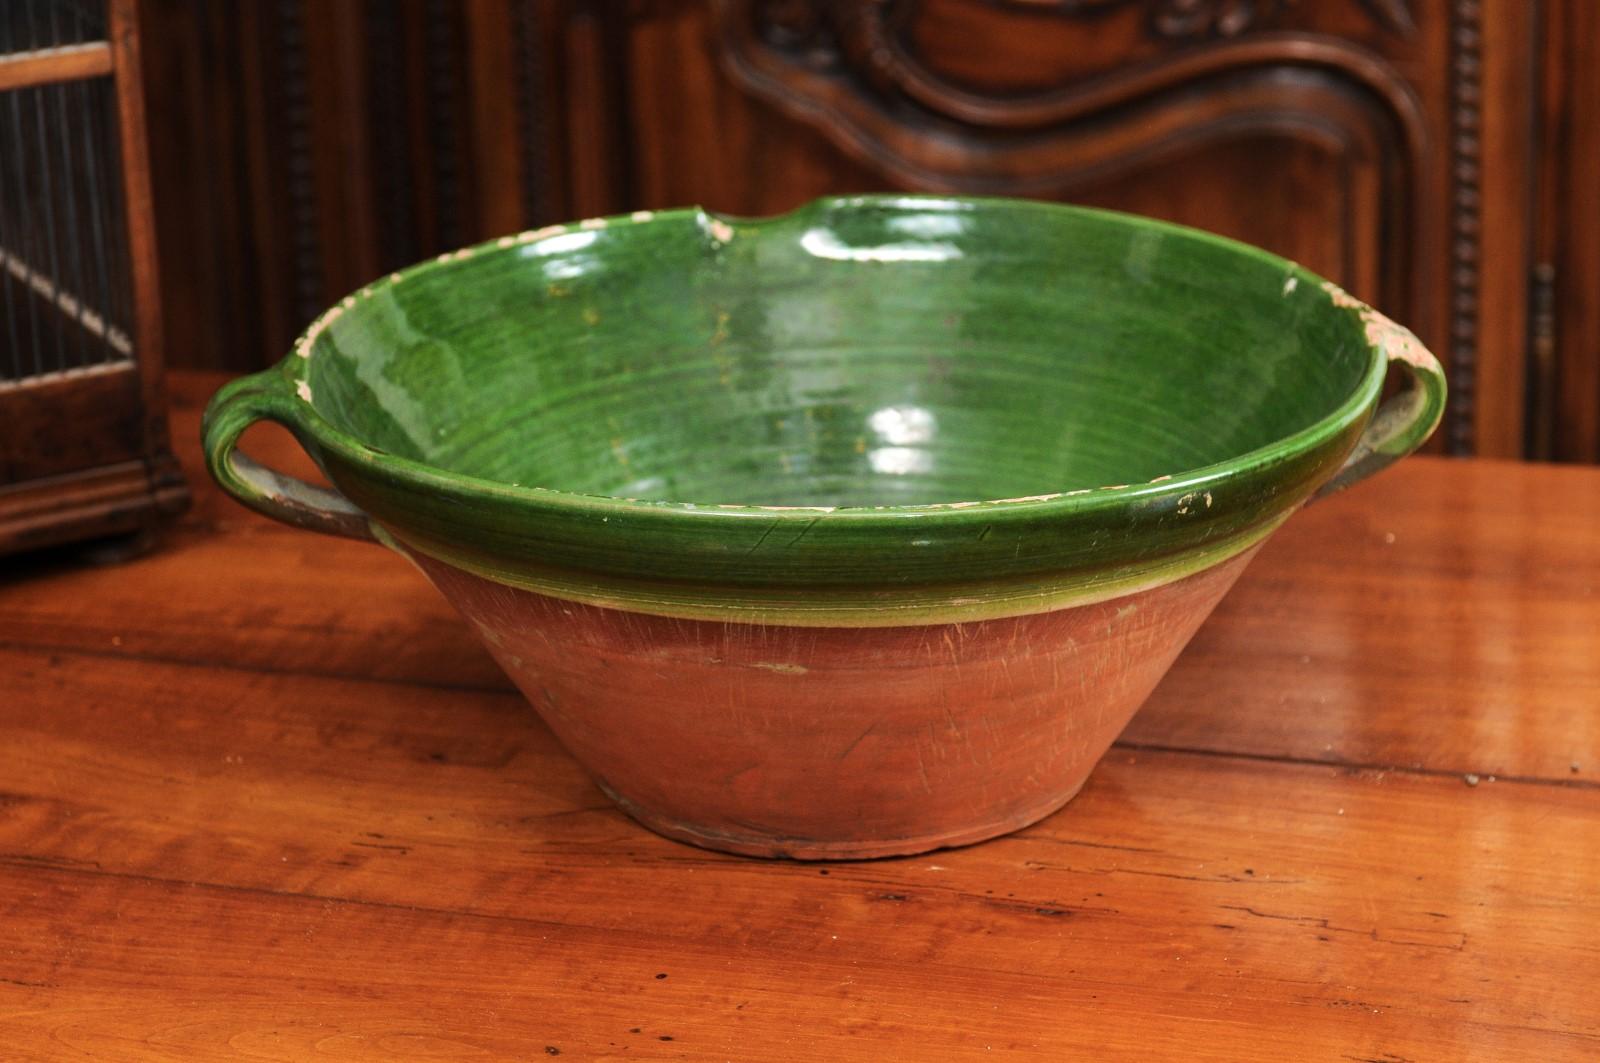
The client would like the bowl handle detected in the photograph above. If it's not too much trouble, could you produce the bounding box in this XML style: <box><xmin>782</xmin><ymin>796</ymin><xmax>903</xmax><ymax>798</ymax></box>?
<box><xmin>1313</xmin><ymin>308</ymin><xmax>1447</xmax><ymax>500</ymax></box>
<box><xmin>201</xmin><ymin>369</ymin><xmax>377</xmax><ymax>541</ymax></box>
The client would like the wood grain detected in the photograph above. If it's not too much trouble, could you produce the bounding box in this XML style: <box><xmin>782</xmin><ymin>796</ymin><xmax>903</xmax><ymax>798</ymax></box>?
<box><xmin>0</xmin><ymin>364</ymin><xmax>144</xmax><ymax>484</ymax></box>
<box><xmin>1545</xmin><ymin>0</ymin><xmax>1600</xmax><ymax>461</ymax></box>
<box><xmin>462</xmin><ymin>0</ymin><xmax>526</xmax><ymax>237</ymax></box>
<box><xmin>1472</xmin><ymin>0</ymin><xmax>1537</xmax><ymax>456</ymax></box>
<box><xmin>0</xmin><ymin>372</ymin><xmax>1596</xmax><ymax>1059</ymax></box>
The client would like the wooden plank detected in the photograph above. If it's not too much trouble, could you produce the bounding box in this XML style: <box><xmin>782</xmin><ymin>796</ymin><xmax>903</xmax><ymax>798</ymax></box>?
<box><xmin>1128</xmin><ymin>454</ymin><xmax>1600</xmax><ymax>782</ymax></box>
<box><xmin>0</xmin><ymin>362</ymin><xmax>142</xmax><ymax>484</ymax></box>
<box><xmin>0</xmin><ymin>43</ymin><xmax>112</xmax><ymax>93</ymax></box>
<box><xmin>462</xmin><ymin>0</ymin><xmax>527</xmax><ymax>236</ymax></box>
<box><xmin>299</xmin><ymin>0</ymin><xmax>381</xmax><ymax>301</ymax></box>
<box><xmin>134</xmin><ymin>0</ymin><xmax>235</xmax><ymax>374</ymax></box>
<box><xmin>0</xmin><ymin>460</ymin><xmax>165</xmax><ymax>554</ymax></box>
<box><xmin>0</xmin><ymin>844</ymin><xmax>1592</xmax><ymax>1062</ymax></box>
<box><xmin>1473</xmin><ymin>0</ymin><xmax>1538</xmax><ymax>457</ymax></box>
<box><xmin>0</xmin><ymin>648</ymin><xmax>1596</xmax><ymax>1059</ymax></box>
<box><xmin>562</xmin><ymin>2</ymin><xmax>632</xmax><ymax>218</ymax></box>
<box><xmin>1548</xmin><ymin>0</ymin><xmax>1600</xmax><ymax>461</ymax></box>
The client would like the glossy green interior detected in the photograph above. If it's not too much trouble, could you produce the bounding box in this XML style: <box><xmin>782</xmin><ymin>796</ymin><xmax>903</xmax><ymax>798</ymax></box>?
<box><xmin>305</xmin><ymin>197</ymin><xmax>1370</xmax><ymax>508</ymax></box>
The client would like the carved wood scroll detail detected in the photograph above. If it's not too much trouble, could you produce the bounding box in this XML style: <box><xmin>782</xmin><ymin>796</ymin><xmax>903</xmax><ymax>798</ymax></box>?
<box><xmin>737</xmin><ymin>2</ymin><xmax>1426</xmax><ymax>143</ymax></box>
<box><xmin>724</xmin><ymin>1</ymin><xmax>1427</xmax><ymax>223</ymax></box>
<box><xmin>754</xmin><ymin>0</ymin><xmax>1417</xmax><ymax>52</ymax></box>
<box><xmin>959</xmin><ymin>0</ymin><xmax>1414</xmax><ymax>41</ymax></box>
<box><xmin>742</xmin><ymin>1</ymin><xmax>1426</xmax><ymax>141</ymax></box>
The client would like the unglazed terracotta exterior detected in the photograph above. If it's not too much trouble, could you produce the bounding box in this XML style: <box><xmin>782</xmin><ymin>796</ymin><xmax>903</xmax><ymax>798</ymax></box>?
<box><xmin>411</xmin><ymin>546</ymin><xmax>1260</xmax><ymax>859</ymax></box>
<box><xmin>202</xmin><ymin>196</ymin><xmax>1446</xmax><ymax>858</ymax></box>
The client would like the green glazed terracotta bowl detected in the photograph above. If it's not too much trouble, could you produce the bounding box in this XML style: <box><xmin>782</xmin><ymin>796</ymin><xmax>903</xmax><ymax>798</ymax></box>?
<box><xmin>203</xmin><ymin>195</ymin><xmax>1444</xmax><ymax>859</ymax></box>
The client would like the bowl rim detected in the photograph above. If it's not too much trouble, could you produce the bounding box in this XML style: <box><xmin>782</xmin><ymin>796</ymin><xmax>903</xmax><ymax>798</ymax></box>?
<box><xmin>281</xmin><ymin>193</ymin><xmax>1388</xmax><ymax>526</ymax></box>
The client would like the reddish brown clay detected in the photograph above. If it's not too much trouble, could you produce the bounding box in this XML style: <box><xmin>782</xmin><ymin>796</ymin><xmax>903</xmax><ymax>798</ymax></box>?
<box><xmin>411</xmin><ymin>548</ymin><xmax>1260</xmax><ymax>859</ymax></box>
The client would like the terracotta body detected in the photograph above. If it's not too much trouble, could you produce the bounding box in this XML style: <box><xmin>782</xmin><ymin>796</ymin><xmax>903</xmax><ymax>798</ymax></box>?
<box><xmin>416</xmin><ymin>548</ymin><xmax>1257</xmax><ymax>858</ymax></box>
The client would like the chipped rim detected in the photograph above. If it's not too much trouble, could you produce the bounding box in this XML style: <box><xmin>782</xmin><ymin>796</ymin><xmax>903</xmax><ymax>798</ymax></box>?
<box><xmin>271</xmin><ymin>195</ymin><xmax>1396</xmax><ymax>524</ymax></box>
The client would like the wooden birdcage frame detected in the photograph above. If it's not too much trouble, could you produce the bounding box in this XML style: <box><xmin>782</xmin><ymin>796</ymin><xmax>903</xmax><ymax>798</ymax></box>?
<box><xmin>0</xmin><ymin>0</ymin><xmax>186</xmax><ymax>556</ymax></box>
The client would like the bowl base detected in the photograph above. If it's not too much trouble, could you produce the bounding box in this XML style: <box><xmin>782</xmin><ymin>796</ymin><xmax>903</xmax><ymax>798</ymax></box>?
<box><xmin>594</xmin><ymin>776</ymin><xmax>1089</xmax><ymax>861</ymax></box>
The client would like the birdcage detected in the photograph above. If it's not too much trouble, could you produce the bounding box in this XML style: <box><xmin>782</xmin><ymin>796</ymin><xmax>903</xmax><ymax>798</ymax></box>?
<box><xmin>0</xmin><ymin>0</ymin><xmax>186</xmax><ymax>556</ymax></box>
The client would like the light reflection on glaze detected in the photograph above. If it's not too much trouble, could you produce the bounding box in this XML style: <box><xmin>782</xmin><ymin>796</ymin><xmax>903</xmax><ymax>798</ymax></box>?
<box><xmin>519</xmin><ymin>230</ymin><xmax>600</xmax><ymax>258</ymax></box>
<box><xmin>868</xmin><ymin>446</ymin><xmax>934</xmax><ymax>476</ymax></box>
<box><xmin>799</xmin><ymin>227</ymin><xmax>962</xmax><ymax>263</ymax></box>
<box><xmin>868</xmin><ymin>404</ymin><xmax>937</xmax><ymax>446</ymax></box>
<box><xmin>313</xmin><ymin>286</ymin><xmax>440</xmax><ymax>456</ymax></box>
<box><xmin>884</xmin><ymin>211</ymin><xmax>971</xmax><ymax>239</ymax></box>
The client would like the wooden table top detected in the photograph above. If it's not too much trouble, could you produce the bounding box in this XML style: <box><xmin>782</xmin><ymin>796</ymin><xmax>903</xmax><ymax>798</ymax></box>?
<box><xmin>2</xmin><ymin>373</ymin><xmax>1597</xmax><ymax>1061</ymax></box>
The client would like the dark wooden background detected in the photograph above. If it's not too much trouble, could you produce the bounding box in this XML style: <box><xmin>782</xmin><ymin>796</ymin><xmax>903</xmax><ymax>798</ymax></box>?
<box><xmin>137</xmin><ymin>0</ymin><xmax>1599</xmax><ymax>463</ymax></box>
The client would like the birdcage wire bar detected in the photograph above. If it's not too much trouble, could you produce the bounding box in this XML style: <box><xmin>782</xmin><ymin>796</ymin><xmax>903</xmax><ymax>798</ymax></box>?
<box><xmin>0</xmin><ymin>0</ymin><xmax>134</xmax><ymax>385</ymax></box>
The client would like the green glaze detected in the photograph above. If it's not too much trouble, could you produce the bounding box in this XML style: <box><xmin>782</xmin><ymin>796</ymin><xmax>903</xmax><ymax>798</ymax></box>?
<box><xmin>203</xmin><ymin>195</ymin><xmax>1444</xmax><ymax>625</ymax></box>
